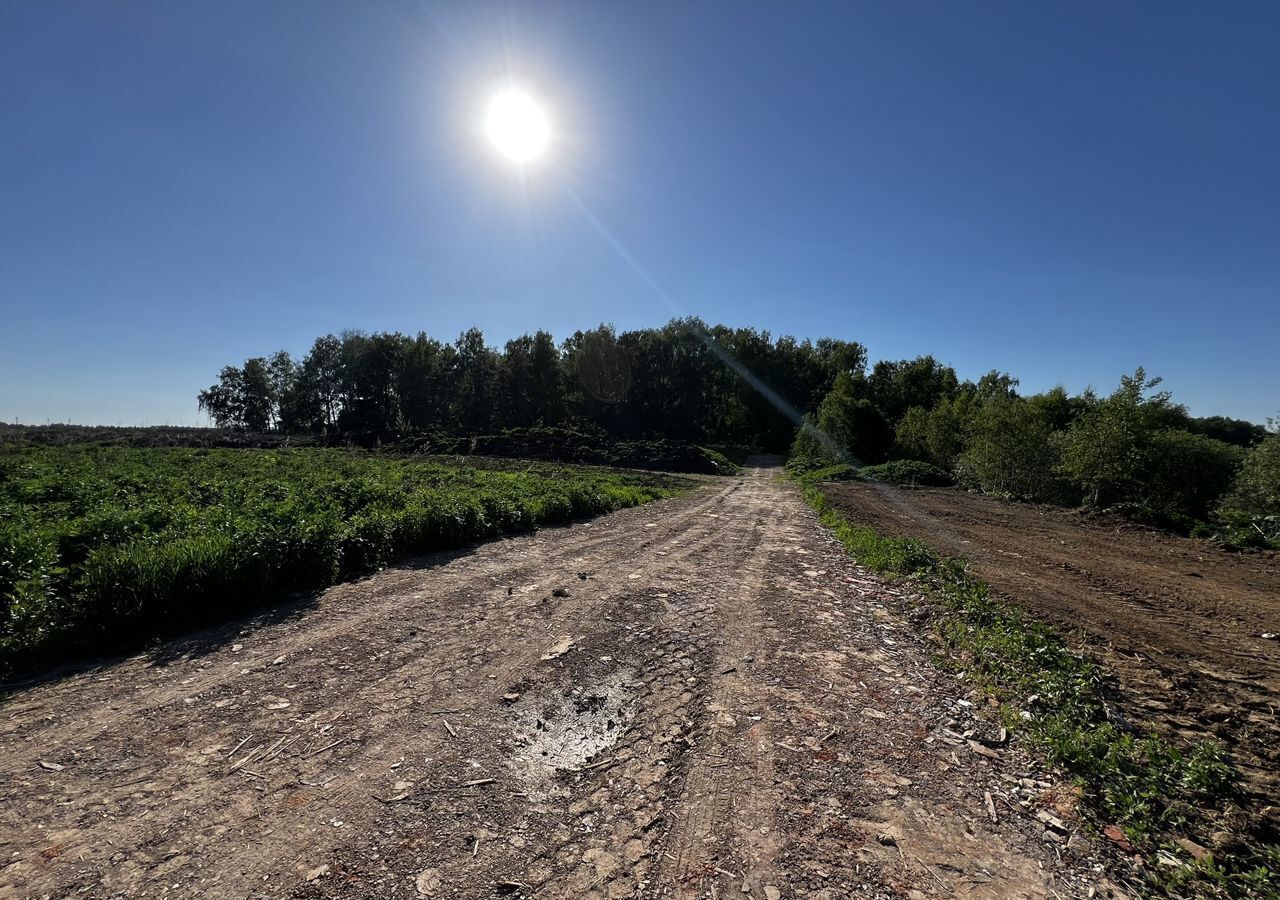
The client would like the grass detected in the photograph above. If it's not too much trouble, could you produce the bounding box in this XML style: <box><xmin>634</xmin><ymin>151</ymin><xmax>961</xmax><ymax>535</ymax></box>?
<box><xmin>798</xmin><ymin>476</ymin><xmax>1280</xmax><ymax>898</ymax></box>
<box><xmin>1</xmin><ymin>445</ymin><xmax>688</xmax><ymax>673</ymax></box>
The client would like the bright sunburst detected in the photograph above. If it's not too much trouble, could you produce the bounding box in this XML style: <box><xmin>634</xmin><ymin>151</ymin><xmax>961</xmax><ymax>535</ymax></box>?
<box><xmin>485</xmin><ymin>90</ymin><xmax>550</xmax><ymax>163</ymax></box>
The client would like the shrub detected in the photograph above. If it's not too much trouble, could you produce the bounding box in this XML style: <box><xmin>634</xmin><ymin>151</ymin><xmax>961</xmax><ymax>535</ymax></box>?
<box><xmin>1141</xmin><ymin>430</ymin><xmax>1242</xmax><ymax>521</ymax></box>
<box><xmin>391</xmin><ymin>427</ymin><xmax>739</xmax><ymax>475</ymax></box>
<box><xmin>955</xmin><ymin>397</ymin><xmax>1066</xmax><ymax>501</ymax></box>
<box><xmin>0</xmin><ymin>447</ymin><xmax>687</xmax><ymax>672</ymax></box>
<box><xmin>0</xmin><ymin>523</ymin><xmax>60</xmax><ymax>653</ymax></box>
<box><xmin>1057</xmin><ymin>368</ymin><xmax>1178</xmax><ymax>507</ymax></box>
<box><xmin>787</xmin><ymin>416</ymin><xmax>844</xmax><ymax>472</ymax></box>
<box><xmin>859</xmin><ymin>459</ymin><xmax>954</xmax><ymax>487</ymax></box>
<box><xmin>1217</xmin><ymin>431</ymin><xmax>1280</xmax><ymax>546</ymax></box>
<box><xmin>703</xmin><ymin>444</ymin><xmax>758</xmax><ymax>466</ymax></box>
<box><xmin>797</xmin><ymin>463</ymin><xmax>861</xmax><ymax>483</ymax></box>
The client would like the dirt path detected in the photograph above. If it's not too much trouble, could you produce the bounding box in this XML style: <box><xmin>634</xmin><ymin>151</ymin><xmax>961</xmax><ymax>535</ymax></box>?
<box><xmin>1</xmin><ymin>465</ymin><xmax>1105</xmax><ymax>899</ymax></box>
<box><xmin>820</xmin><ymin>482</ymin><xmax>1280</xmax><ymax>809</ymax></box>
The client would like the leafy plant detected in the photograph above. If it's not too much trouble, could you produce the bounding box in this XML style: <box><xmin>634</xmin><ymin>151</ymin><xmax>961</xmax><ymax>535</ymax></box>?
<box><xmin>0</xmin><ymin>447</ymin><xmax>687</xmax><ymax>672</ymax></box>
<box><xmin>1216</xmin><ymin>431</ymin><xmax>1280</xmax><ymax>547</ymax></box>
<box><xmin>955</xmin><ymin>396</ymin><xmax>1067</xmax><ymax>501</ymax></box>
<box><xmin>859</xmin><ymin>459</ymin><xmax>954</xmax><ymax>487</ymax></box>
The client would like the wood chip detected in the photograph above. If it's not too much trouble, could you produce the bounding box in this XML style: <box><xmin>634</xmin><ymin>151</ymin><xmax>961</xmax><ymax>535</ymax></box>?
<box><xmin>307</xmin><ymin>738</ymin><xmax>346</xmax><ymax>758</ymax></box>
<box><xmin>967</xmin><ymin>739</ymin><xmax>1001</xmax><ymax>760</ymax></box>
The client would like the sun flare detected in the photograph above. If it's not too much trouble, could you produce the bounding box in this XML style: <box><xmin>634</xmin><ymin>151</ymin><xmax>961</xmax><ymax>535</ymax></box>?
<box><xmin>485</xmin><ymin>90</ymin><xmax>550</xmax><ymax>163</ymax></box>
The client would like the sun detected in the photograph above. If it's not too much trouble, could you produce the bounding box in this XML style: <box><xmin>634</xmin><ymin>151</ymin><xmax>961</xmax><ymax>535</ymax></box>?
<box><xmin>485</xmin><ymin>90</ymin><xmax>550</xmax><ymax>163</ymax></box>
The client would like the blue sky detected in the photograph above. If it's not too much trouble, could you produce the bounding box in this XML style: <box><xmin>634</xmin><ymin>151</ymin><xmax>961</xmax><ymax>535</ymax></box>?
<box><xmin>1</xmin><ymin>1</ymin><xmax>1277</xmax><ymax>425</ymax></box>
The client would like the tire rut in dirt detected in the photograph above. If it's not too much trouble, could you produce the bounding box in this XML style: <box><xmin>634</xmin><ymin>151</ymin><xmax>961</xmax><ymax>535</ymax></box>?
<box><xmin>291</xmin><ymin>591</ymin><xmax>715</xmax><ymax>900</ymax></box>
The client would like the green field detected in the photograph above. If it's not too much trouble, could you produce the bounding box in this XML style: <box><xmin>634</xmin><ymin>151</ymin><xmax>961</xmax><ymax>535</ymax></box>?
<box><xmin>0</xmin><ymin>446</ymin><xmax>687</xmax><ymax>672</ymax></box>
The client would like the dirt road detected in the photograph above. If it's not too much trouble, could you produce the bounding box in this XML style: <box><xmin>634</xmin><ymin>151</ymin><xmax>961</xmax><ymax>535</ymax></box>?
<box><xmin>821</xmin><ymin>482</ymin><xmax>1280</xmax><ymax>808</ymax></box>
<box><xmin>1</xmin><ymin>465</ymin><xmax>1105</xmax><ymax>899</ymax></box>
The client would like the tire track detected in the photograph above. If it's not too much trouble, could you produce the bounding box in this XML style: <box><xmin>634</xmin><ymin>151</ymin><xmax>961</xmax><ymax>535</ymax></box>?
<box><xmin>0</xmin><ymin>466</ymin><xmax>1105</xmax><ymax>900</ymax></box>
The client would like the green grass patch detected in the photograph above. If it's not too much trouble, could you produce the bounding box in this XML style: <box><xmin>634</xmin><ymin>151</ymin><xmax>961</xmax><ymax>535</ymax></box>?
<box><xmin>799</xmin><ymin>477</ymin><xmax>1279</xmax><ymax>898</ymax></box>
<box><xmin>1</xmin><ymin>445</ymin><xmax>688</xmax><ymax>673</ymax></box>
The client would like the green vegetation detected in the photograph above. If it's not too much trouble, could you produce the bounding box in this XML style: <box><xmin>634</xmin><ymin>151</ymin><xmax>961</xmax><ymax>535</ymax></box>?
<box><xmin>0</xmin><ymin>446</ymin><xmax>686</xmax><ymax>672</ymax></box>
<box><xmin>197</xmin><ymin>320</ymin><xmax>867</xmax><ymax>453</ymax></box>
<box><xmin>192</xmin><ymin>319</ymin><xmax>1271</xmax><ymax>542</ymax></box>
<box><xmin>799</xmin><ymin>478</ymin><xmax>1279</xmax><ymax>897</ymax></box>
<box><xmin>787</xmin><ymin>357</ymin><xmax>1273</xmax><ymax>547</ymax></box>
<box><xmin>1215</xmin><ymin>429</ymin><xmax>1280</xmax><ymax>547</ymax></box>
<box><xmin>858</xmin><ymin>459</ymin><xmax>954</xmax><ymax>487</ymax></box>
<box><xmin>386</xmin><ymin>427</ymin><xmax>739</xmax><ymax>475</ymax></box>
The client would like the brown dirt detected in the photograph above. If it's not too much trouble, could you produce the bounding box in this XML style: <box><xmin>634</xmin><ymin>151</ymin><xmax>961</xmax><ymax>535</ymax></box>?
<box><xmin>1</xmin><ymin>465</ymin><xmax>1114</xmax><ymax>899</ymax></box>
<box><xmin>820</xmin><ymin>482</ymin><xmax>1280</xmax><ymax>805</ymax></box>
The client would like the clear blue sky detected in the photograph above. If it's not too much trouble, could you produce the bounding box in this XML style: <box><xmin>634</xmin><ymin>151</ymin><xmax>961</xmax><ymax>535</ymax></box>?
<box><xmin>2</xmin><ymin>1</ymin><xmax>1277</xmax><ymax>425</ymax></box>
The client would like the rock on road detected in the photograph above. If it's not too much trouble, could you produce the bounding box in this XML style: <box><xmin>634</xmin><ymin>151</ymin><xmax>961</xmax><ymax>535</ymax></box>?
<box><xmin>0</xmin><ymin>463</ymin><xmax>1105</xmax><ymax>899</ymax></box>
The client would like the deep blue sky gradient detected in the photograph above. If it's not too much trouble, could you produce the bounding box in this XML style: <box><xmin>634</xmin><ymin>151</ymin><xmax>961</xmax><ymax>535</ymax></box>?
<box><xmin>2</xmin><ymin>1</ymin><xmax>1277</xmax><ymax>424</ymax></box>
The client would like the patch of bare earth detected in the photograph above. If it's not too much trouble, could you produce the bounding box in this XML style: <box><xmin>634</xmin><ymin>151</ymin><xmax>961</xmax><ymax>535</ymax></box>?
<box><xmin>819</xmin><ymin>481</ymin><xmax>1280</xmax><ymax>825</ymax></box>
<box><xmin>2</xmin><ymin>464</ymin><xmax>1112</xmax><ymax>899</ymax></box>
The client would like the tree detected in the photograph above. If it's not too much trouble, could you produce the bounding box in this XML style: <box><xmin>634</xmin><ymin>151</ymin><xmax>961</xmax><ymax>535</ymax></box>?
<box><xmin>197</xmin><ymin>366</ymin><xmax>246</xmax><ymax>429</ymax></box>
<box><xmin>868</xmin><ymin>356</ymin><xmax>959</xmax><ymax>424</ymax></box>
<box><xmin>788</xmin><ymin>414</ymin><xmax>843</xmax><ymax>470</ymax></box>
<box><xmin>196</xmin><ymin>359</ymin><xmax>273</xmax><ymax>431</ymax></box>
<box><xmin>400</xmin><ymin>333</ymin><xmax>452</xmax><ymax>430</ymax></box>
<box><xmin>893</xmin><ymin>406</ymin><xmax>931</xmax><ymax>461</ymax></box>
<box><xmin>266</xmin><ymin>351</ymin><xmax>297</xmax><ymax>430</ymax></box>
<box><xmin>1186</xmin><ymin>415</ymin><xmax>1269</xmax><ymax>448</ymax></box>
<box><xmin>297</xmin><ymin>335</ymin><xmax>343</xmax><ymax>431</ymax></box>
<box><xmin>451</xmin><ymin>328</ymin><xmax>499</xmax><ymax>431</ymax></box>
<box><xmin>1057</xmin><ymin>368</ymin><xmax>1178</xmax><ymax>507</ymax></box>
<box><xmin>1142</xmin><ymin>430</ymin><xmax>1242</xmax><ymax>520</ymax></box>
<box><xmin>974</xmin><ymin>370</ymin><xmax>1019</xmax><ymax>403</ymax></box>
<box><xmin>1217</xmin><ymin>430</ymin><xmax>1280</xmax><ymax>544</ymax></box>
<box><xmin>956</xmin><ymin>397</ymin><xmax>1062</xmax><ymax>500</ymax></box>
<box><xmin>816</xmin><ymin>373</ymin><xmax>893</xmax><ymax>464</ymax></box>
<box><xmin>1026</xmin><ymin>385</ymin><xmax>1086</xmax><ymax>432</ymax></box>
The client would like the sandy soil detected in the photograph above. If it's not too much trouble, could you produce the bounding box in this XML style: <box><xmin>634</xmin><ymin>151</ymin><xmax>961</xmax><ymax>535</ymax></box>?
<box><xmin>1</xmin><ymin>465</ymin><xmax>1112</xmax><ymax>899</ymax></box>
<box><xmin>820</xmin><ymin>482</ymin><xmax>1280</xmax><ymax>811</ymax></box>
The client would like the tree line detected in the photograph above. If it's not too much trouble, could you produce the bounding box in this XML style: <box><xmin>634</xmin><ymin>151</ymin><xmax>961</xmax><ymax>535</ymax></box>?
<box><xmin>197</xmin><ymin>319</ymin><xmax>865</xmax><ymax>450</ymax></box>
<box><xmin>198</xmin><ymin>318</ymin><xmax>1276</xmax><ymax>544</ymax></box>
<box><xmin>791</xmin><ymin>363</ymin><xmax>1277</xmax><ymax>545</ymax></box>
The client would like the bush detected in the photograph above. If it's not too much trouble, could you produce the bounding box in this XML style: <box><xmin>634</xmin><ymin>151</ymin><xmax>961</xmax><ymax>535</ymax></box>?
<box><xmin>389</xmin><ymin>427</ymin><xmax>739</xmax><ymax>475</ymax></box>
<box><xmin>787</xmin><ymin>416</ymin><xmax>844</xmax><ymax>472</ymax></box>
<box><xmin>703</xmin><ymin>444</ymin><xmax>758</xmax><ymax>466</ymax></box>
<box><xmin>1217</xmin><ymin>431</ymin><xmax>1280</xmax><ymax>546</ymax></box>
<box><xmin>1142</xmin><ymin>430</ymin><xmax>1242</xmax><ymax>521</ymax></box>
<box><xmin>0</xmin><ymin>447</ymin><xmax>687</xmax><ymax>672</ymax></box>
<box><xmin>859</xmin><ymin>459</ymin><xmax>954</xmax><ymax>487</ymax></box>
<box><xmin>955</xmin><ymin>397</ymin><xmax>1066</xmax><ymax>501</ymax></box>
<box><xmin>1057</xmin><ymin>368</ymin><xmax>1178</xmax><ymax>507</ymax></box>
<box><xmin>797</xmin><ymin>463</ymin><xmax>861</xmax><ymax>483</ymax></box>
